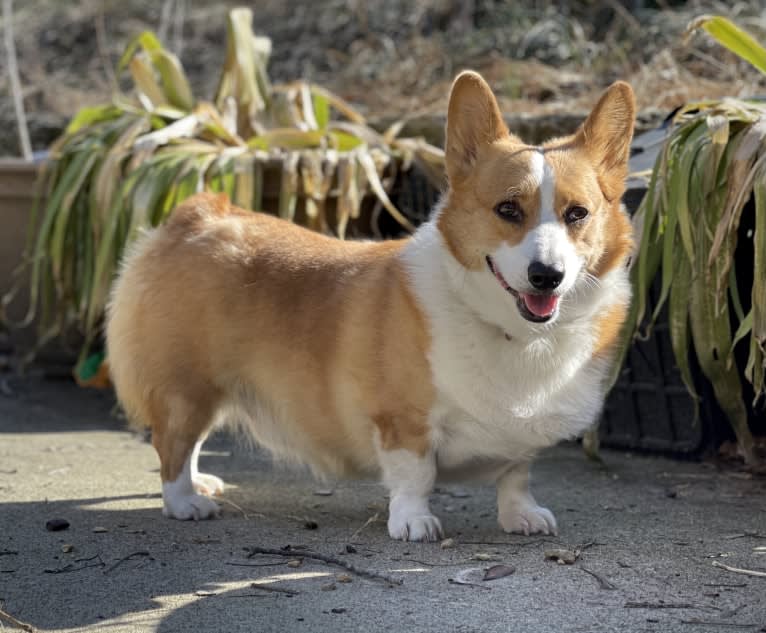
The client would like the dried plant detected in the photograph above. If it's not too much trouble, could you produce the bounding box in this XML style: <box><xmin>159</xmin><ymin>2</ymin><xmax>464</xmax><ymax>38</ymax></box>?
<box><xmin>8</xmin><ymin>7</ymin><xmax>445</xmax><ymax>359</ymax></box>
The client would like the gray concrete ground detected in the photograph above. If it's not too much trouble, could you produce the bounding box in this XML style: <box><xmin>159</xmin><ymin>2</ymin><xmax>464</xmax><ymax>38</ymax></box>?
<box><xmin>1</xmin><ymin>375</ymin><xmax>765</xmax><ymax>633</ymax></box>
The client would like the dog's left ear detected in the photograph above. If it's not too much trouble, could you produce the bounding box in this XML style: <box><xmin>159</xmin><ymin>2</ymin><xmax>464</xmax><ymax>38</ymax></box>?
<box><xmin>576</xmin><ymin>81</ymin><xmax>635</xmax><ymax>201</ymax></box>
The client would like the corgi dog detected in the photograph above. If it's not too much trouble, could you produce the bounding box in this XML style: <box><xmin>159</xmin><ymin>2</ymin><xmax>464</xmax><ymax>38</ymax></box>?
<box><xmin>106</xmin><ymin>71</ymin><xmax>634</xmax><ymax>541</ymax></box>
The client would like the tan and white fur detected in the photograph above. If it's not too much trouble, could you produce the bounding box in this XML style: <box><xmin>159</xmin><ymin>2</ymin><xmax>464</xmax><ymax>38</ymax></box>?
<box><xmin>106</xmin><ymin>71</ymin><xmax>635</xmax><ymax>541</ymax></box>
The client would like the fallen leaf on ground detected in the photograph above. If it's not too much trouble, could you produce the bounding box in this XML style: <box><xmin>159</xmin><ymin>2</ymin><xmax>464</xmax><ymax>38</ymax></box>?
<box><xmin>482</xmin><ymin>564</ymin><xmax>515</xmax><ymax>581</ymax></box>
<box><xmin>449</xmin><ymin>568</ymin><xmax>492</xmax><ymax>589</ymax></box>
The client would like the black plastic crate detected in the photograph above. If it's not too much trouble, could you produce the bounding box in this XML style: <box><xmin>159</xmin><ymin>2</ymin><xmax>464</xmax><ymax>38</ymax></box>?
<box><xmin>600</xmin><ymin>286</ymin><xmax>724</xmax><ymax>457</ymax></box>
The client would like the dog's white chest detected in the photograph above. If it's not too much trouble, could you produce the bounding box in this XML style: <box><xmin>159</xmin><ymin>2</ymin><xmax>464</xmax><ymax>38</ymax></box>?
<box><xmin>429</xmin><ymin>320</ymin><xmax>606</xmax><ymax>477</ymax></box>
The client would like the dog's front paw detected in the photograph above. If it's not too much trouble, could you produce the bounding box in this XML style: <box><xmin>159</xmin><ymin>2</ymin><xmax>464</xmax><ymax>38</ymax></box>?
<box><xmin>388</xmin><ymin>513</ymin><xmax>443</xmax><ymax>542</ymax></box>
<box><xmin>499</xmin><ymin>501</ymin><xmax>557</xmax><ymax>536</ymax></box>
<box><xmin>163</xmin><ymin>493</ymin><xmax>221</xmax><ymax>521</ymax></box>
<box><xmin>193</xmin><ymin>473</ymin><xmax>224</xmax><ymax>496</ymax></box>
<box><xmin>387</xmin><ymin>496</ymin><xmax>443</xmax><ymax>542</ymax></box>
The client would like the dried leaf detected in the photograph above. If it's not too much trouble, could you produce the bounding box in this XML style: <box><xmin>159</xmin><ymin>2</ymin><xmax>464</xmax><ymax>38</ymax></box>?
<box><xmin>449</xmin><ymin>568</ymin><xmax>492</xmax><ymax>590</ymax></box>
<box><xmin>544</xmin><ymin>549</ymin><xmax>578</xmax><ymax>565</ymax></box>
<box><xmin>482</xmin><ymin>564</ymin><xmax>515</xmax><ymax>581</ymax></box>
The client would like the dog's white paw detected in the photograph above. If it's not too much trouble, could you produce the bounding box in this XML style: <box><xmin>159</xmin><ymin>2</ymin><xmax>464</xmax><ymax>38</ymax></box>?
<box><xmin>499</xmin><ymin>501</ymin><xmax>557</xmax><ymax>536</ymax></box>
<box><xmin>388</xmin><ymin>513</ymin><xmax>443</xmax><ymax>542</ymax></box>
<box><xmin>163</xmin><ymin>492</ymin><xmax>221</xmax><ymax>521</ymax></box>
<box><xmin>193</xmin><ymin>473</ymin><xmax>224</xmax><ymax>496</ymax></box>
<box><xmin>387</xmin><ymin>496</ymin><xmax>443</xmax><ymax>542</ymax></box>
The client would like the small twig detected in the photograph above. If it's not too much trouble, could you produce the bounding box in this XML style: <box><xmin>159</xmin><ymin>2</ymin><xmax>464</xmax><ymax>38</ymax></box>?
<box><xmin>702</xmin><ymin>583</ymin><xmax>747</xmax><ymax>588</ymax></box>
<box><xmin>348</xmin><ymin>513</ymin><xmax>380</xmax><ymax>541</ymax></box>
<box><xmin>218</xmin><ymin>497</ymin><xmax>260</xmax><ymax>519</ymax></box>
<box><xmin>104</xmin><ymin>551</ymin><xmax>150</xmax><ymax>575</ymax></box>
<box><xmin>2</xmin><ymin>0</ymin><xmax>32</xmax><ymax>160</ymax></box>
<box><xmin>221</xmin><ymin>594</ymin><xmax>268</xmax><ymax>599</ymax></box>
<box><xmin>246</xmin><ymin>546</ymin><xmax>402</xmax><ymax>586</ymax></box>
<box><xmin>250</xmin><ymin>583</ymin><xmax>300</xmax><ymax>596</ymax></box>
<box><xmin>0</xmin><ymin>550</ymin><xmax>18</xmax><ymax>556</ymax></box>
<box><xmin>459</xmin><ymin>539</ymin><xmax>556</xmax><ymax>547</ymax></box>
<box><xmin>225</xmin><ymin>561</ymin><xmax>287</xmax><ymax>568</ymax></box>
<box><xmin>624</xmin><ymin>601</ymin><xmax>718</xmax><ymax>610</ymax></box>
<box><xmin>0</xmin><ymin>606</ymin><xmax>35</xmax><ymax>632</ymax></box>
<box><xmin>44</xmin><ymin>555</ymin><xmax>105</xmax><ymax>574</ymax></box>
<box><xmin>401</xmin><ymin>559</ymin><xmax>470</xmax><ymax>567</ymax></box>
<box><xmin>580</xmin><ymin>567</ymin><xmax>617</xmax><ymax>590</ymax></box>
<box><xmin>722</xmin><ymin>532</ymin><xmax>766</xmax><ymax>540</ymax></box>
<box><xmin>712</xmin><ymin>561</ymin><xmax>766</xmax><ymax>578</ymax></box>
<box><xmin>680</xmin><ymin>620</ymin><xmax>759</xmax><ymax>628</ymax></box>
<box><xmin>74</xmin><ymin>554</ymin><xmax>103</xmax><ymax>563</ymax></box>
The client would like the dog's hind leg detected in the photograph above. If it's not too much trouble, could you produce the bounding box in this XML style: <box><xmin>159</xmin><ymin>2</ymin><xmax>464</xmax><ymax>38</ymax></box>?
<box><xmin>189</xmin><ymin>437</ymin><xmax>224</xmax><ymax>496</ymax></box>
<box><xmin>151</xmin><ymin>395</ymin><xmax>222</xmax><ymax>520</ymax></box>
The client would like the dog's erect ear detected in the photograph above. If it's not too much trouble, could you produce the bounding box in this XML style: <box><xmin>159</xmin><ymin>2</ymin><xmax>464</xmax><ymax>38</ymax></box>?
<box><xmin>445</xmin><ymin>71</ymin><xmax>509</xmax><ymax>184</ymax></box>
<box><xmin>575</xmin><ymin>81</ymin><xmax>636</xmax><ymax>201</ymax></box>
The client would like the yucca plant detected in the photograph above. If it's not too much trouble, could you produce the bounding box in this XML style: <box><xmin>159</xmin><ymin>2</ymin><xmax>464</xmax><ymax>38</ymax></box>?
<box><xmin>4</xmin><ymin>7</ymin><xmax>445</xmax><ymax>363</ymax></box>
<box><xmin>613</xmin><ymin>16</ymin><xmax>766</xmax><ymax>466</ymax></box>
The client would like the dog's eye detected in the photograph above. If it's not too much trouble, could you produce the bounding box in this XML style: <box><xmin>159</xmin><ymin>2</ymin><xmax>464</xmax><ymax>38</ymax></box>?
<box><xmin>494</xmin><ymin>200</ymin><xmax>524</xmax><ymax>223</ymax></box>
<box><xmin>564</xmin><ymin>206</ymin><xmax>589</xmax><ymax>224</ymax></box>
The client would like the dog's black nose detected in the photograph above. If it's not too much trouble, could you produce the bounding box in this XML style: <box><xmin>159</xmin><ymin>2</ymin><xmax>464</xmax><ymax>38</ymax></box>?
<box><xmin>528</xmin><ymin>262</ymin><xmax>564</xmax><ymax>290</ymax></box>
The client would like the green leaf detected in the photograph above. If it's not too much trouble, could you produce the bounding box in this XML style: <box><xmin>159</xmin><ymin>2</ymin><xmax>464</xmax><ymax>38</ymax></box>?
<box><xmin>668</xmin><ymin>252</ymin><xmax>698</xmax><ymax>406</ymax></box>
<box><xmin>312</xmin><ymin>89</ymin><xmax>330</xmax><ymax>129</ymax></box>
<box><xmin>751</xmin><ymin>161</ymin><xmax>766</xmax><ymax>397</ymax></box>
<box><xmin>65</xmin><ymin>105</ymin><xmax>123</xmax><ymax>134</ymax></box>
<box><xmin>686</xmin><ymin>15</ymin><xmax>766</xmax><ymax>75</ymax></box>
<box><xmin>329</xmin><ymin>130</ymin><xmax>364</xmax><ymax>152</ymax></box>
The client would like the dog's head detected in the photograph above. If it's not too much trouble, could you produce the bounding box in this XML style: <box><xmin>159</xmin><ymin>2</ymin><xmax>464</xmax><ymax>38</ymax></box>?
<box><xmin>437</xmin><ymin>71</ymin><xmax>634</xmax><ymax>331</ymax></box>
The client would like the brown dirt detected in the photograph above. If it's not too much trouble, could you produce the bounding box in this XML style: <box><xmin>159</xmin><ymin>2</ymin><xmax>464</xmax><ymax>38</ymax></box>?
<box><xmin>1</xmin><ymin>0</ymin><xmax>766</xmax><ymax>155</ymax></box>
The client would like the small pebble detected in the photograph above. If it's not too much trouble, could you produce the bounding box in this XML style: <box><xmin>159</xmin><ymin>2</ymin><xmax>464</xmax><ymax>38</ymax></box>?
<box><xmin>92</xmin><ymin>526</ymin><xmax>109</xmax><ymax>533</ymax></box>
<box><xmin>440</xmin><ymin>538</ymin><xmax>457</xmax><ymax>550</ymax></box>
<box><xmin>304</xmin><ymin>521</ymin><xmax>318</xmax><ymax>530</ymax></box>
<box><xmin>331</xmin><ymin>608</ymin><xmax>347</xmax><ymax>614</ymax></box>
<box><xmin>336</xmin><ymin>574</ymin><xmax>352</xmax><ymax>583</ymax></box>
<box><xmin>320</xmin><ymin>583</ymin><xmax>336</xmax><ymax>591</ymax></box>
<box><xmin>472</xmin><ymin>552</ymin><xmax>494</xmax><ymax>561</ymax></box>
<box><xmin>45</xmin><ymin>519</ymin><xmax>70</xmax><ymax>532</ymax></box>
<box><xmin>287</xmin><ymin>559</ymin><xmax>302</xmax><ymax>568</ymax></box>
<box><xmin>344</xmin><ymin>544</ymin><xmax>357</xmax><ymax>554</ymax></box>
<box><xmin>313</xmin><ymin>489</ymin><xmax>334</xmax><ymax>496</ymax></box>
<box><xmin>61</xmin><ymin>544</ymin><xmax>74</xmax><ymax>553</ymax></box>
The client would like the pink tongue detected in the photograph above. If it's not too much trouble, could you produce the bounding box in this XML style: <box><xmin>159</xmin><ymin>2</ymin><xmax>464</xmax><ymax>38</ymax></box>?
<box><xmin>521</xmin><ymin>293</ymin><xmax>559</xmax><ymax>317</ymax></box>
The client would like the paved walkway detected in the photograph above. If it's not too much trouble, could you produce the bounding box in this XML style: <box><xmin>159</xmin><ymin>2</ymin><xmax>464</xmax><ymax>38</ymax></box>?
<box><xmin>1</xmin><ymin>376</ymin><xmax>765</xmax><ymax>632</ymax></box>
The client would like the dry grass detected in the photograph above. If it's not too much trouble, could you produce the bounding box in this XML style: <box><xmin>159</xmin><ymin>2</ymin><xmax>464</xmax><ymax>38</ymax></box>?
<box><xmin>2</xmin><ymin>1</ymin><xmax>766</xmax><ymax>155</ymax></box>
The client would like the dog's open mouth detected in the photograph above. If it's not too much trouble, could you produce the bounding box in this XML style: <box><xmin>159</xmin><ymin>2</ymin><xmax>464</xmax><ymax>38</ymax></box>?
<box><xmin>485</xmin><ymin>256</ymin><xmax>559</xmax><ymax>323</ymax></box>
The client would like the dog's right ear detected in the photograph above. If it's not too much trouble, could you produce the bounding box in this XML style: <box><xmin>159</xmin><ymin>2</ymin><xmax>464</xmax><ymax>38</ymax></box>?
<box><xmin>445</xmin><ymin>71</ymin><xmax>509</xmax><ymax>184</ymax></box>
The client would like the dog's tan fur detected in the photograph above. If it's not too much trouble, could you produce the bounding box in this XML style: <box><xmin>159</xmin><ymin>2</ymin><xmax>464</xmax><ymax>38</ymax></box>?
<box><xmin>107</xmin><ymin>195</ymin><xmax>434</xmax><ymax>482</ymax></box>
